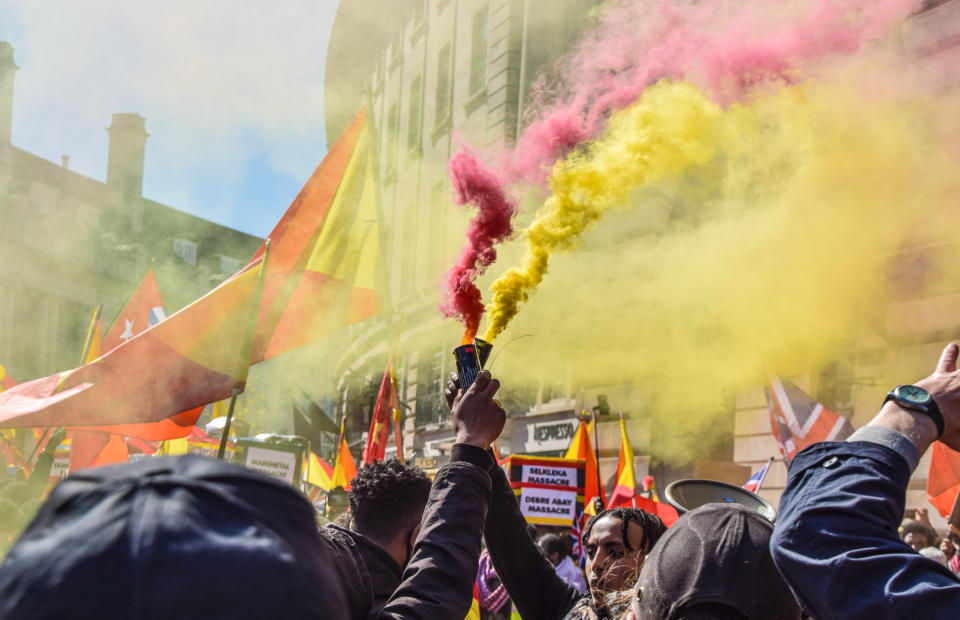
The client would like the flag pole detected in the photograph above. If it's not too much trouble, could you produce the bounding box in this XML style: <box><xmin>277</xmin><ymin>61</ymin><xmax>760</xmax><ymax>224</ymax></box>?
<box><xmin>216</xmin><ymin>386</ymin><xmax>241</xmax><ymax>460</ymax></box>
<box><xmin>80</xmin><ymin>305</ymin><xmax>103</xmax><ymax>364</ymax></box>
<box><xmin>591</xmin><ymin>410</ymin><xmax>604</xmax><ymax>509</ymax></box>
<box><xmin>754</xmin><ymin>456</ymin><xmax>775</xmax><ymax>494</ymax></box>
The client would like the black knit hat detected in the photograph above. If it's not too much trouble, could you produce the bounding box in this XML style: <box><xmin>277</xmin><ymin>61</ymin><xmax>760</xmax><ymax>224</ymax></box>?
<box><xmin>0</xmin><ymin>455</ymin><xmax>352</xmax><ymax>619</ymax></box>
<box><xmin>632</xmin><ymin>503</ymin><xmax>801</xmax><ymax>620</ymax></box>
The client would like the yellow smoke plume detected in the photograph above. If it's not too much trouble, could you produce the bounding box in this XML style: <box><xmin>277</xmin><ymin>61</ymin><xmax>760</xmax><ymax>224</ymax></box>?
<box><xmin>482</xmin><ymin>71</ymin><xmax>959</xmax><ymax>459</ymax></box>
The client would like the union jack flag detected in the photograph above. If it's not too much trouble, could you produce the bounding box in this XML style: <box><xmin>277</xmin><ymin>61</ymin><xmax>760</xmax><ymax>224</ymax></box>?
<box><xmin>742</xmin><ymin>457</ymin><xmax>773</xmax><ymax>494</ymax></box>
<box><xmin>767</xmin><ymin>378</ymin><xmax>853</xmax><ymax>465</ymax></box>
<box><xmin>570</xmin><ymin>510</ymin><xmax>587</xmax><ymax>569</ymax></box>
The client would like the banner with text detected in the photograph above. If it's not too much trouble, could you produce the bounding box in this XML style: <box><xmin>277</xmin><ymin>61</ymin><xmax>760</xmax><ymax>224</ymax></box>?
<box><xmin>508</xmin><ymin>455</ymin><xmax>585</xmax><ymax>526</ymax></box>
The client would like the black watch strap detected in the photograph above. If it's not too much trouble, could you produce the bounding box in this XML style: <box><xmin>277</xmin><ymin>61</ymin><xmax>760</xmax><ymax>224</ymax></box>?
<box><xmin>884</xmin><ymin>390</ymin><xmax>945</xmax><ymax>439</ymax></box>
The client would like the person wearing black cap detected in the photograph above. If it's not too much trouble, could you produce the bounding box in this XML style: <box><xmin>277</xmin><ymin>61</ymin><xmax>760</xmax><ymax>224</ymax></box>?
<box><xmin>771</xmin><ymin>342</ymin><xmax>960</xmax><ymax>619</ymax></box>
<box><xmin>0</xmin><ymin>369</ymin><xmax>507</xmax><ymax>620</ymax></box>
<box><xmin>0</xmin><ymin>453</ymin><xmax>354</xmax><ymax>618</ymax></box>
<box><xmin>626</xmin><ymin>503</ymin><xmax>801</xmax><ymax>620</ymax></box>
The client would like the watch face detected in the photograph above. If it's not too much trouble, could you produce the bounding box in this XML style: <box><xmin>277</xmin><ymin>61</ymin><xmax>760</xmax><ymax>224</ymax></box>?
<box><xmin>898</xmin><ymin>385</ymin><xmax>930</xmax><ymax>404</ymax></box>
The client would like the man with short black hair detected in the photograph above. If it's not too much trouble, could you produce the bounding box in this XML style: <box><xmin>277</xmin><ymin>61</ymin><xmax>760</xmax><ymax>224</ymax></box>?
<box><xmin>327</xmin><ymin>459</ymin><xmax>432</xmax><ymax>615</ymax></box>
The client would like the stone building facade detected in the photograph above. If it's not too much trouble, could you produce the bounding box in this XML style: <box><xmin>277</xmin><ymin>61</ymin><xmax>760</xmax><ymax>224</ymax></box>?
<box><xmin>324</xmin><ymin>0</ymin><xmax>960</xmax><ymax>525</ymax></box>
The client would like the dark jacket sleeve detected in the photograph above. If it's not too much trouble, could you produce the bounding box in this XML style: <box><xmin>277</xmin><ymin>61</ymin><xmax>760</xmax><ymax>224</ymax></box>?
<box><xmin>378</xmin><ymin>444</ymin><xmax>494</xmax><ymax>620</ymax></box>
<box><xmin>771</xmin><ymin>441</ymin><xmax>960</xmax><ymax>620</ymax></box>
<box><xmin>483</xmin><ymin>460</ymin><xmax>583</xmax><ymax>620</ymax></box>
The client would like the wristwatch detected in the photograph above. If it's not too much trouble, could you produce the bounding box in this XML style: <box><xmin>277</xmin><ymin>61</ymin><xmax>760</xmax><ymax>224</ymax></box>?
<box><xmin>884</xmin><ymin>385</ymin><xmax>945</xmax><ymax>439</ymax></box>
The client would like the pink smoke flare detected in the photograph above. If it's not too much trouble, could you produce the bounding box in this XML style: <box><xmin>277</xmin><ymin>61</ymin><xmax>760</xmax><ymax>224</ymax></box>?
<box><xmin>441</xmin><ymin>149</ymin><xmax>518</xmax><ymax>341</ymax></box>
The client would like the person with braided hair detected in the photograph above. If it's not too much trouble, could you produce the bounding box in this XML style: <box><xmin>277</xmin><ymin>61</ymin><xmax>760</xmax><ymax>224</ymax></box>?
<box><xmin>445</xmin><ymin>371</ymin><xmax>667</xmax><ymax>619</ymax></box>
<box><xmin>496</xmin><ymin>502</ymin><xmax>665</xmax><ymax>619</ymax></box>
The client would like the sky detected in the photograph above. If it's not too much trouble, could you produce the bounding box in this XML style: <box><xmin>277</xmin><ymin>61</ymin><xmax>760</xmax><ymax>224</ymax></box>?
<box><xmin>0</xmin><ymin>0</ymin><xmax>341</xmax><ymax>238</ymax></box>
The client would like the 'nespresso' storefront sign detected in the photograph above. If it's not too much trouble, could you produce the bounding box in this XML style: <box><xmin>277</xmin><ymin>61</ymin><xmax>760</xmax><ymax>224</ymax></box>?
<box><xmin>523</xmin><ymin>418</ymin><xmax>578</xmax><ymax>453</ymax></box>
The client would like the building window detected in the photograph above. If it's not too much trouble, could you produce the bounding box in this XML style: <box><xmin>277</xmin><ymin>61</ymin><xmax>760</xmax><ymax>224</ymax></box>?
<box><xmin>173</xmin><ymin>238</ymin><xmax>197</xmax><ymax>265</ymax></box>
<box><xmin>429</xmin><ymin>182</ymin><xmax>446</xmax><ymax>275</ymax></box>
<box><xmin>469</xmin><ymin>9</ymin><xmax>488</xmax><ymax>95</ymax></box>
<box><xmin>408</xmin><ymin>74</ymin><xmax>422</xmax><ymax>151</ymax></box>
<box><xmin>387</xmin><ymin>102</ymin><xmax>400</xmax><ymax>173</ymax></box>
<box><xmin>435</xmin><ymin>43</ymin><xmax>452</xmax><ymax>126</ymax></box>
<box><xmin>30</xmin><ymin>182</ymin><xmax>56</xmax><ymax>213</ymax></box>
<box><xmin>219</xmin><ymin>255</ymin><xmax>241</xmax><ymax>274</ymax></box>
<box><xmin>78</xmin><ymin>203</ymin><xmax>100</xmax><ymax>228</ymax></box>
<box><xmin>415</xmin><ymin>350</ymin><xmax>445</xmax><ymax>427</ymax></box>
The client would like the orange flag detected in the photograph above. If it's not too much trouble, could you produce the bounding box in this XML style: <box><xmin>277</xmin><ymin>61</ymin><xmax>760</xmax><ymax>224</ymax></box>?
<box><xmin>363</xmin><ymin>364</ymin><xmax>396</xmax><ymax>465</ymax></box>
<box><xmin>928</xmin><ymin>441</ymin><xmax>960</xmax><ymax>518</ymax></box>
<box><xmin>0</xmin><ymin>364</ymin><xmax>15</xmax><ymax>392</ymax></box>
<box><xmin>102</xmin><ymin>268</ymin><xmax>167</xmax><ymax>352</ymax></box>
<box><xmin>633</xmin><ymin>495</ymin><xmax>680</xmax><ymax>527</ymax></box>
<box><xmin>245</xmin><ymin>107</ymin><xmax>385</xmax><ymax>361</ymax></box>
<box><xmin>77</xmin><ymin>267</ymin><xmax>207</xmax><ymax>441</ymax></box>
<box><xmin>565</xmin><ymin>417</ymin><xmax>607</xmax><ymax>509</ymax></box>
<box><xmin>0</xmin><ymin>257</ymin><xmax>266</xmax><ymax>429</ymax></box>
<box><xmin>69</xmin><ymin>314</ymin><xmax>131</xmax><ymax>472</ymax></box>
<box><xmin>331</xmin><ymin>418</ymin><xmax>358</xmax><ymax>491</ymax></box>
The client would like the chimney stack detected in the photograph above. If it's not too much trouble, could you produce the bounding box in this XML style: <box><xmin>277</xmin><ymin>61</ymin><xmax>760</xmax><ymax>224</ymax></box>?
<box><xmin>0</xmin><ymin>42</ymin><xmax>16</xmax><ymax>146</ymax></box>
<box><xmin>61</xmin><ymin>155</ymin><xmax>70</xmax><ymax>169</ymax></box>
<box><xmin>106</xmin><ymin>112</ymin><xmax>148</xmax><ymax>201</ymax></box>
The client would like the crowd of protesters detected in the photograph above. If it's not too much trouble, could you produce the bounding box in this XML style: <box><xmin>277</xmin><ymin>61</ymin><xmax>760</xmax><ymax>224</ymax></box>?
<box><xmin>2</xmin><ymin>343</ymin><xmax>960</xmax><ymax>618</ymax></box>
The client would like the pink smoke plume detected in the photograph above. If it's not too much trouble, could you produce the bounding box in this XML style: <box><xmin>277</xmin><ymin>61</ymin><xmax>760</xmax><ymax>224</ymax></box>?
<box><xmin>441</xmin><ymin>149</ymin><xmax>518</xmax><ymax>342</ymax></box>
<box><xmin>500</xmin><ymin>0</ymin><xmax>919</xmax><ymax>185</ymax></box>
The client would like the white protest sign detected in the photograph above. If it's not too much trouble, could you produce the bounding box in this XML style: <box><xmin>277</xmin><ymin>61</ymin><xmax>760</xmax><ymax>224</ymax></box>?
<box><xmin>509</xmin><ymin>455</ymin><xmax>585</xmax><ymax>526</ymax></box>
<box><xmin>246</xmin><ymin>446</ymin><xmax>296</xmax><ymax>484</ymax></box>
<box><xmin>521</xmin><ymin>463</ymin><xmax>578</xmax><ymax>488</ymax></box>
<box><xmin>519</xmin><ymin>487</ymin><xmax>578</xmax><ymax>525</ymax></box>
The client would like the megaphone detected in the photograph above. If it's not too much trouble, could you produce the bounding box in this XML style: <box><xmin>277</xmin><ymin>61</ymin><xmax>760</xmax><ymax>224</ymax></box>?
<box><xmin>663</xmin><ymin>479</ymin><xmax>777</xmax><ymax>523</ymax></box>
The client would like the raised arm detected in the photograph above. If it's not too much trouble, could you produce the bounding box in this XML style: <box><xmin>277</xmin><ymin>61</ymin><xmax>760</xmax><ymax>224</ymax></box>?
<box><xmin>771</xmin><ymin>343</ymin><xmax>960</xmax><ymax>619</ymax></box>
<box><xmin>483</xmin><ymin>461</ymin><xmax>583</xmax><ymax>620</ymax></box>
<box><xmin>446</xmin><ymin>370</ymin><xmax>582</xmax><ymax>619</ymax></box>
<box><xmin>379</xmin><ymin>371</ymin><xmax>505</xmax><ymax>620</ymax></box>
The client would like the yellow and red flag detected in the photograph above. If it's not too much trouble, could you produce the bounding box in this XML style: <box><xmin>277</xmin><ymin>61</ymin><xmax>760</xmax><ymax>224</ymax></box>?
<box><xmin>603</xmin><ymin>417</ymin><xmax>678</xmax><ymax>525</ymax></box>
<box><xmin>607</xmin><ymin>417</ymin><xmax>637</xmax><ymax>509</ymax></box>
<box><xmin>363</xmin><ymin>364</ymin><xmax>396</xmax><ymax>465</ymax></box>
<box><xmin>465</xmin><ymin>583</ymin><xmax>481</xmax><ymax>620</ymax></box>
<box><xmin>331</xmin><ymin>418</ymin><xmax>358</xmax><ymax>491</ymax></box>
<box><xmin>0</xmin><ymin>257</ymin><xmax>266</xmax><ymax>429</ymax></box>
<box><xmin>246</xmin><ymin>107</ymin><xmax>385</xmax><ymax>362</ymax></box>
<box><xmin>305</xmin><ymin>451</ymin><xmax>335</xmax><ymax>491</ymax></box>
<box><xmin>565</xmin><ymin>416</ymin><xmax>606</xmax><ymax>509</ymax></box>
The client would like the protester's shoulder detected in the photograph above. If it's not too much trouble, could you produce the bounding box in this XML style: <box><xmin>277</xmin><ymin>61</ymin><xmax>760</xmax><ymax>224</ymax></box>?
<box><xmin>560</xmin><ymin>595</ymin><xmax>596</xmax><ymax>620</ymax></box>
<box><xmin>322</xmin><ymin>523</ymin><xmax>359</xmax><ymax>549</ymax></box>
